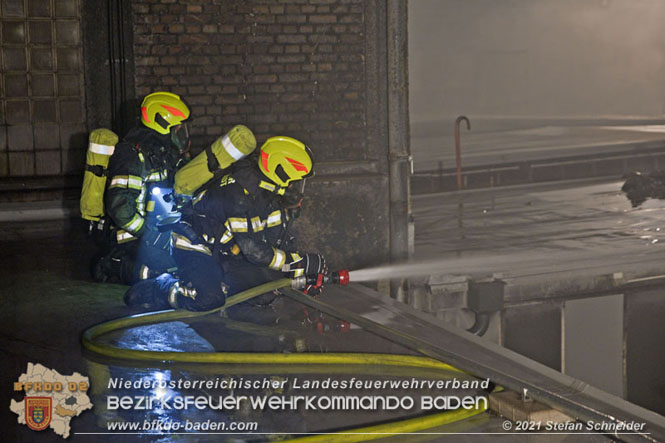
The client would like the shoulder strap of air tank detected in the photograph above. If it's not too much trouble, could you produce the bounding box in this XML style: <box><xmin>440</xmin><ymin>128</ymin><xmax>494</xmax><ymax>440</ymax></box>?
<box><xmin>206</xmin><ymin>145</ymin><xmax>220</xmax><ymax>173</ymax></box>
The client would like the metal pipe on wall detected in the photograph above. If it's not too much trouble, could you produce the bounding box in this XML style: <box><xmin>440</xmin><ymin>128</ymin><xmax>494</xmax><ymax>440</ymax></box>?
<box><xmin>107</xmin><ymin>0</ymin><xmax>135</xmax><ymax>135</ymax></box>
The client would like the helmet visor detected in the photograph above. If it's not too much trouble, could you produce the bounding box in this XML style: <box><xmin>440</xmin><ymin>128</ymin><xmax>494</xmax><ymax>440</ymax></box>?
<box><xmin>170</xmin><ymin>123</ymin><xmax>190</xmax><ymax>154</ymax></box>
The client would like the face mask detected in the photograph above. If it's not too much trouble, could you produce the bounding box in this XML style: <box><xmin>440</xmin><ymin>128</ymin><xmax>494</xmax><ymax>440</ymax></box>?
<box><xmin>170</xmin><ymin>123</ymin><xmax>190</xmax><ymax>154</ymax></box>
<box><xmin>280</xmin><ymin>180</ymin><xmax>306</xmax><ymax>209</ymax></box>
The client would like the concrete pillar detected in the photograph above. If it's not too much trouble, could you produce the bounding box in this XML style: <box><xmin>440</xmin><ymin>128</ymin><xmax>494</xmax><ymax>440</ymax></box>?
<box><xmin>386</xmin><ymin>0</ymin><xmax>412</xmax><ymax>301</ymax></box>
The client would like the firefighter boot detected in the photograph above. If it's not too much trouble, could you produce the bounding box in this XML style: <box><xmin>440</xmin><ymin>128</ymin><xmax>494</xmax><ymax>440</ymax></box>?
<box><xmin>123</xmin><ymin>273</ymin><xmax>177</xmax><ymax>310</ymax></box>
<box><xmin>92</xmin><ymin>251</ymin><xmax>134</xmax><ymax>284</ymax></box>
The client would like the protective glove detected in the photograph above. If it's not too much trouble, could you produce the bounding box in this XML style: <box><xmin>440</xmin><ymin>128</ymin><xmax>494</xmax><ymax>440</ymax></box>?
<box><xmin>140</xmin><ymin>223</ymin><xmax>162</xmax><ymax>247</ymax></box>
<box><xmin>290</xmin><ymin>253</ymin><xmax>327</xmax><ymax>296</ymax></box>
<box><xmin>290</xmin><ymin>253</ymin><xmax>327</xmax><ymax>277</ymax></box>
<box><xmin>304</xmin><ymin>273</ymin><xmax>326</xmax><ymax>296</ymax></box>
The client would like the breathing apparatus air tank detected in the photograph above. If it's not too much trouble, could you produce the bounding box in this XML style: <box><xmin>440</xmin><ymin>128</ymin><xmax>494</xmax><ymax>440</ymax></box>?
<box><xmin>174</xmin><ymin>125</ymin><xmax>257</xmax><ymax>196</ymax></box>
<box><xmin>80</xmin><ymin>128</ymin><xmax>119</xmax><ymax>221</ymax></box>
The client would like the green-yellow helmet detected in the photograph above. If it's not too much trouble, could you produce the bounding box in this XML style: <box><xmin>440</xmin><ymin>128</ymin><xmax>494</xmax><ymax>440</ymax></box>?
<box><xmin>258</xmin><ymin>136</ymin><xmax>314</xmax><ymax>187</ymax></box>
<box><xmin>140</xmin><ymin>92</ymin><xmax>190</xmax><ymax>135</ymax></box>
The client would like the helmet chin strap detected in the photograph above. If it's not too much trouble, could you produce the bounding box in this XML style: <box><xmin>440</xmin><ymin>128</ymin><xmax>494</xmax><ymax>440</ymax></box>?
<box><xmin>258</xmin><ymin>180</ymin><xmax>286</xmax><ymax>195</ymax></box>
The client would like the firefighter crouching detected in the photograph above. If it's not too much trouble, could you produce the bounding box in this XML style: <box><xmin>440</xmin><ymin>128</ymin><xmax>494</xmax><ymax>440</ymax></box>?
<box><xmin>124</xmin><ymin>135</ymin><xmax>328</xmax><ymax>314</ymax></box>
<box><xmin>90</xmin><ymin>91</ymin><xmax>191</xmax><ymax>284</ymax></box>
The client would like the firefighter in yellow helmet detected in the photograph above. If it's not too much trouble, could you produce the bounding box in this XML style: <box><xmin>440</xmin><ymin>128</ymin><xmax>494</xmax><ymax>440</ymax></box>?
<box><xmin>124</xmin><ymin>135</ymin><xmax>328</xmax><ymax>315</ymax></box>
<box><xmin>92</xmin><ymin>92</ymin><xmax>191</xmax><ymax>283</ymax></box>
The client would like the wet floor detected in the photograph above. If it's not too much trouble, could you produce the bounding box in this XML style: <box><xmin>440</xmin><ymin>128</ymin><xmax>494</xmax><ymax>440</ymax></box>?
<box><xmin>0</xmin><ymin>222</ymin><xmax>512</xmax><ymax>442</ymax></box>
<box><xmin>412</xmin><ymin>177</ymin><xmax>665</xmax><ymax>283</ymax></box>
<box><xmin>86</xmin><ymin>311</ymin><xmax>490</xmax><ymax>439</ymax></box>
<box><xmin>0</xmin><ymin>193</ymin><xmax>631</xmax><ymax>442</ymax></box>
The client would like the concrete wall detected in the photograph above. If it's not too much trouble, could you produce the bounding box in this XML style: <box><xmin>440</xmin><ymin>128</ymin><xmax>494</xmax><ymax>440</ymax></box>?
<box><xmin>564</xmin><ymin>294</ymin><xmax>624</xmax><ymax>397</ymax></box>
<box><xmin>0</xmin><ymin>0</ymin><xmax>408</xmax><ymax>271</ymax></box>
<box><xmin>626</xmin><ymin>288</ymin><xmax>665</xmax><ymax>415</ymax></box>
<box><xmin>124</xmin><ymin>0</ymin><xmax>396</xmax><ymax>270</ymax></box>
<box><xmin>78</xmin><ymin>0</ymin><xmax>403</xmax><ymax>271</ymax></box>
<box><xmin>409</xmin><ymin>0</ymin><xmax>665</xmax><ymax>134</ymax></box>
<box><xmin>411</xmin><ymin>275</ymin><xmax>665</xmax><ymax>415</ymax></box>
<box><xmin>130</xmin><ymin>1</ymin><xmax>370</xmax><ymax>156</ymax></box>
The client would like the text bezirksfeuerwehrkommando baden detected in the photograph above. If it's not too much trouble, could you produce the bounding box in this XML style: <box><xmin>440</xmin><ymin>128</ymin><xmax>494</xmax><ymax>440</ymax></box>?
<box><xmin>106</xmin><ymin>376</ymin><xmax>490</xmax><ymax>412</ymax></box>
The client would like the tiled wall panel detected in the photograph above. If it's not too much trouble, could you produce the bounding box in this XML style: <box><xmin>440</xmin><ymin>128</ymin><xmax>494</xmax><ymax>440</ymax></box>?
<box><xmin>1</xmin><ymin>0</ymin><xmax>85</xmax><ymax>177</ymax></box>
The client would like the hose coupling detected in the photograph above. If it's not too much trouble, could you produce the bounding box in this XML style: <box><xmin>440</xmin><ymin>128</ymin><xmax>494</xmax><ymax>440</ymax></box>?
<box><xmin>291</xmin><ymin>276</ymin><xmax>307</xmax><ymax>289</ymax></box>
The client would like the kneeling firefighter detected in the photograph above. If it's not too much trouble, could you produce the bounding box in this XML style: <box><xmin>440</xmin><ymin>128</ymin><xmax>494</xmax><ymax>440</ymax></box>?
<box><xmin>124</xmin><ymin>134</ymin><xmax>328</xmax><ymax>313</ymax></box>
<box><xmin>90</xmin><ymin>91</ymin><xmax>191</xmax><ymax>284</ymax></box>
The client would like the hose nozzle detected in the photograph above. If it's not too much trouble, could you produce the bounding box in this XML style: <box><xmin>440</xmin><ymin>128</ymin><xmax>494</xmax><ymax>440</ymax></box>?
<box><xmin>330</xmin><ymin>269</ymin><xmax>349</xmax><ymax>286</ymax></box>
<box><xmin>290</xmin><ymin>269</ymin><xmax>350</xmax><ymax>289</ymax></box>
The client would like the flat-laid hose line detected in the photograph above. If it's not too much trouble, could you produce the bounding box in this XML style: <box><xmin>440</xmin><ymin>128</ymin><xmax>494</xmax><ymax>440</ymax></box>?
<box><xmin>81</xmin><ymin>277</ymin><xmax>490</xmax><ymax>441</ymax></box>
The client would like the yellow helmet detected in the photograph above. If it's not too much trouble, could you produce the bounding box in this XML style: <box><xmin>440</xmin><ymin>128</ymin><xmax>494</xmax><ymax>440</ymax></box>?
<box><xmin>258</xmin><ymin>136</ymin><xmax>314</xmax><ymax>187</ymax></box>
<box><xmin>140</xmin><ymin>92</ymin><xmax>190</xmax><ymax>135</ymax></box>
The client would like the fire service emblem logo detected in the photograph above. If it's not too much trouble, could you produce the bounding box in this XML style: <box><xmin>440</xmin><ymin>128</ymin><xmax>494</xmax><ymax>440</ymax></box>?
<box><xmin>25</xmin><ymin>397</ymin><xmax>52</xmax><ymax>431</ymax></box>
<box><xmin>11</xmin><ymin>363</ymin><xmax>93</xmax><ymax>438</ymax></box>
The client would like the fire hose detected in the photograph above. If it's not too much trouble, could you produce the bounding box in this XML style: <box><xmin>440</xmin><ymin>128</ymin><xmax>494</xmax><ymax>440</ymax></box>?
<box><xmin>82</xmin><ymin>271</ymin><xmax>491</xmax><ymax>441</ymax></box>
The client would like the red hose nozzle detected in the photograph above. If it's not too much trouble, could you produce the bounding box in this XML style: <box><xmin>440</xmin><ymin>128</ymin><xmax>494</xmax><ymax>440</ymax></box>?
<box><xmin>330</xmin><ymin>269</ymin><xmax>349</xmax><ymax>286</ymax></box>
<box><xmin>291</xmin><ymin>269</ymin><xmax>350</xmax><ymax>290</ymax></box>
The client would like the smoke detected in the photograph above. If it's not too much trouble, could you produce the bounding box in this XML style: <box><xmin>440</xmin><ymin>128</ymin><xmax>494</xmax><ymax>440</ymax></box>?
<box><xmin>409</xmin><ymin>0</ymin><xmax>665</xmax><ymax>125</ymax></box>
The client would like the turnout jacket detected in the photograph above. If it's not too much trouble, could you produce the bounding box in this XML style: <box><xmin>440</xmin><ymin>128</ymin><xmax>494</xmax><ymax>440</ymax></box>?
<box><xmin>106</xmin><ymin>126</ymin><xmax>179</xmax><ymax>244</ymax></box>
<box><xmin>173</xmin><ymin>158</ymin><xmax>303</xmax><ymax>273</ymax></box>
